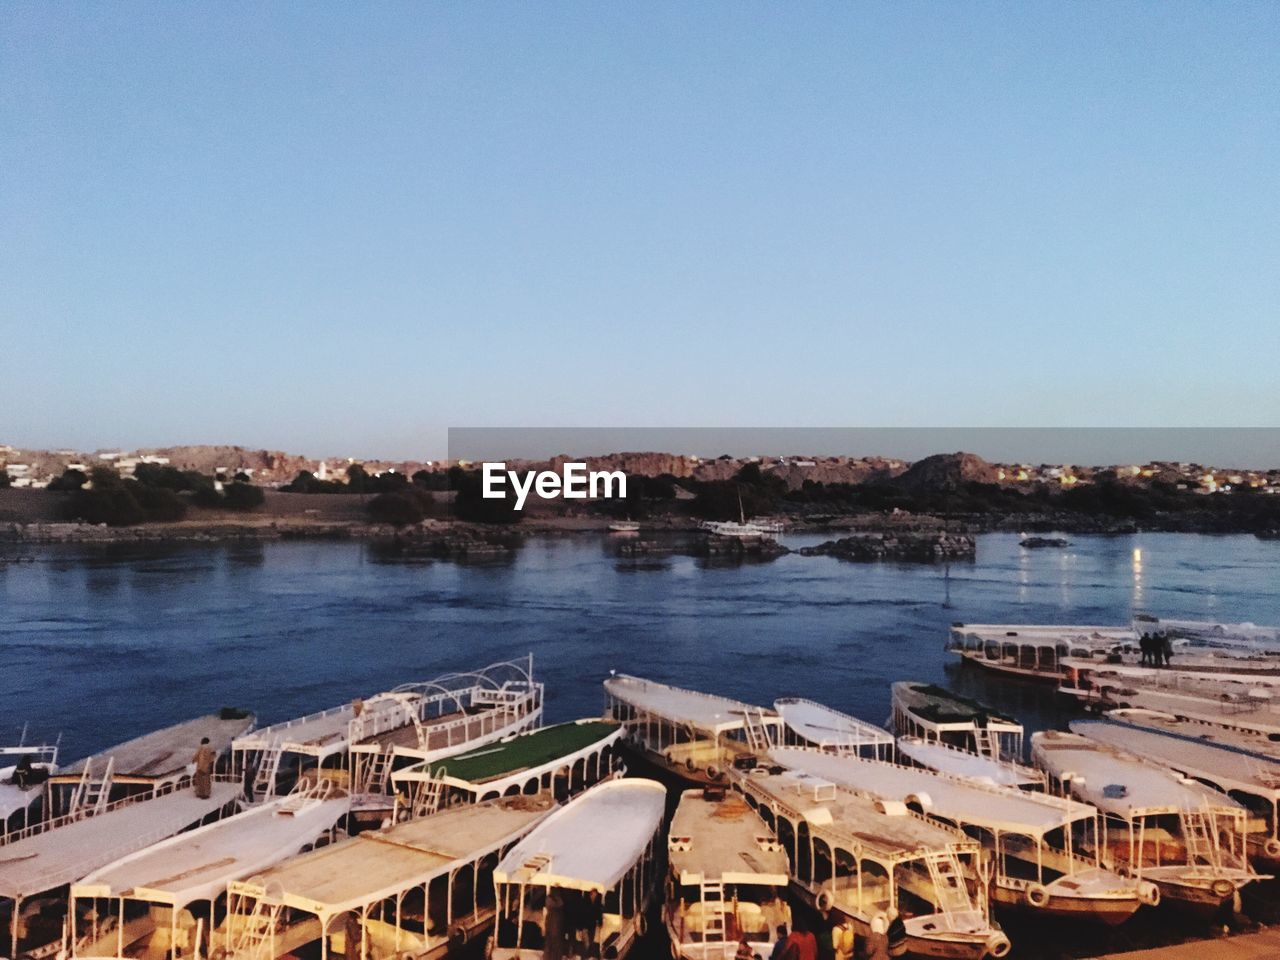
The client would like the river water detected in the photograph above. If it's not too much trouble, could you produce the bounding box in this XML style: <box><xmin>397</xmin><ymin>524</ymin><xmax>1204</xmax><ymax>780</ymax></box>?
<box><xmin>3</xmin><ymin>532</ymin><xmax>1280</xmax><ymax>957</ymax></box>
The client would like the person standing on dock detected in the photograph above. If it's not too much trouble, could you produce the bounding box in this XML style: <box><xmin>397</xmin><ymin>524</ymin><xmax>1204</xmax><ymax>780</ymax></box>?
<box><xmin>192</xmin><ymin>736</ymin><xmax>216</xmax><ymax>799</ymax></box>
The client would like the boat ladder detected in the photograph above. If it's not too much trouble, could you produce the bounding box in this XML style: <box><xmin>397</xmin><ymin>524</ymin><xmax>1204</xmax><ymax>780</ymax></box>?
<box><xmin>700</xmin><ymin>880</ymin><xmax>726</xmax><ymax>943</ymax></box>
<box><xmin>924</xmin><ymin>851</ymin><xmax>975</xmax><ymax>916</ymax></box>
<box><xmin>411</xmin><ymin>772</ymin><xmax>447</xmax><ymax>819</ymax></box>
<box><xmin>227</xmin><ymin>881</ymin><xmax>285</xmax><ymax>960</ymax></box>
<box><xmin>70</xmin><ymin>756</ymin><xmax>114</xmax><ymax>819</ymax></box>
<box><xmin>251</xmin><ymin>743</ymin><xmax>283</xmax><ymax>800</ymax></box>
<box><xmin>742</xmin><ymin>708</ymin><xmax>773</xmax><ymax>754</ymax></box>
<box><xmin>357</xmin><ymin>748</ymin><xmax>395</xmax><ymax>796</ymax></box>
<box><xmin>1181</xmin><ymin>806</ymin><xmax>1222</xmax><ymax>871</ymax></box>
<box><xmin>972</xmin><ymin>727</ymin><xmax>999</xmax><ymax>761</ymax></box>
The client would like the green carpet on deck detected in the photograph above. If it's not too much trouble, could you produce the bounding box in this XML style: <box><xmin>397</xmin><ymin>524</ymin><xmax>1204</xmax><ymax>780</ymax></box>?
<box><xmin>425</xmin><ymin>721</ymin><xmax>619</xmax><ymax>783</ymax></box>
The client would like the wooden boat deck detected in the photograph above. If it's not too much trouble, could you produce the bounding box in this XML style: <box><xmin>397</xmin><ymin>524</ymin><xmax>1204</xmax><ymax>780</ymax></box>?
<box><xmin>0</xmin><ymin>783</ymin><xmax>240</xmax><ymax>900</ymax></box>
<box><xmin>57</xmin><ymin>714</ymin><xmax>254</xmax><ymax>782</ymax></box>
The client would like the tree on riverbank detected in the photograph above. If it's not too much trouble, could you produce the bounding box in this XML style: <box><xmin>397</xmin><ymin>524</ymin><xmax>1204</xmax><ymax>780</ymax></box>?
<box><xmin>367</xmin><ymin>488</ymin><xmax>435</xmax><ymax>526</ymax></box>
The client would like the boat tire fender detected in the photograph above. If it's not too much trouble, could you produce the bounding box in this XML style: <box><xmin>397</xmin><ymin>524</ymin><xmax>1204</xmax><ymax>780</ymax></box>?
<box><xmin>1024</xmin><ymin>883</ymin><xmax>1050</xmax><ymax>908</ymax></box>
<box><xmin>1138</xmin><ymin>881</ymin><xmax>1160</xmax><ymax>907</ymax></box>
<box><xmin>449</xmin><ymin>925</ymin><xmax>468</xmax><ymax>947</ymax></box>
<box><xmin>1264</xmin><ymin>838</ymin><xmax>1280</xmax><ymax>859</ymax></box>
<box><xmin>986</xmin><ymin>933</ymin><xmax>1012</xmax><ymax>958</ymax></box>
<box><xmin>1211</xmin><ymin>878</ymin><xmax>1235</xmax><ymax>899</ymax></box>
<box><xmin>705</xmin><ymin>764</ymin><xmax>722</xmax><ymax>781</ymax></box>
<box><xmin>685</xmin><ymin>758</ymin><xmax>697</xmax><ymax>773</ymax></box>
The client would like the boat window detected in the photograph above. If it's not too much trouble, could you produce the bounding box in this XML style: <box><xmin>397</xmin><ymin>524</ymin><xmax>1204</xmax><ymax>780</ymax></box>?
<box><xmin>833</xmin><ymin>848</ymin><xmax>857</xmax><ymax>903</ymax></box>
<box><xmin>985</xmin><ymin>642</ymin><xmax>1000</xmax><ymax>661</ymax></box>
<box><xmin>813</xmin><ymin>838</ymin><xmax>833</xmax><ymax>884</ymax></box>
<box><xmin>795</xmin><ymin>822</ymin><xmax>813</xmax><ymax>881</ymax></box>
<box><xmin>859</xmin><ymin>859</ymin><xmax>892</xmax><ymax>913</ymax></box>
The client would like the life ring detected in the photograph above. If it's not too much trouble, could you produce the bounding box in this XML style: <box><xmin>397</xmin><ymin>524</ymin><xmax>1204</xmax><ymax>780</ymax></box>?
<box><xmin>815</xmin><ymin>886</ymin><xmax>835</xmax><ymax>912</ymax></box>
<box><xmin>1264</xmin><ymin>838</ymin><xmax>1280</xmax><ymax>859</ymax></box>
<box><xmin>1024</xmin><ymin>883</ymin><xmax>1050</xmax><ymax>908</ymax></box>
<box><xmin>1138</xmin><ymin>881</ymin><xmax>1161</xmax><ymax>907</ymax></box>
<box><xmin>986</xmin><ymin>933</ymin><xmax>1012</xmax><ymax>958</ymax></box>
<box><xmin>1211</xmin><ymin>878</ymin><xmax>1235</xmax><ymax>899</ymax></box>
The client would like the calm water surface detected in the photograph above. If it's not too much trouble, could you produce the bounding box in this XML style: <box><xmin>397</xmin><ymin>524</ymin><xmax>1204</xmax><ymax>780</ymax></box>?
<box><xmin>3</xmin><ymin>532</ymin><xmax>1277</xmax><ymax>759</ymax></box>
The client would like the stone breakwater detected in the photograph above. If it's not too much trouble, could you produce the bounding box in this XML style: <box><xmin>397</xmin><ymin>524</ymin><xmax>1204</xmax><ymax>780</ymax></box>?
<box><xmin>798</xmin><ymin>531</ymin><xmax>976</xmax><ymax>563</ymax></box>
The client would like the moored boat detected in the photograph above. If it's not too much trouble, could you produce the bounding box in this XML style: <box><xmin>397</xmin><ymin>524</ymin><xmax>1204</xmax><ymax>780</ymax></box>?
<box><xmin>221</xmin><ymin>794</ymin><xmax>554</xmax><ymax>960</ymax></box>
<box><xmin>946</xmin><ymin>624</ymin><xmax>1134</xmax><ymax>683</ymax></box>
<box><xmin>664</xmin><ymin>787</ymin><xmax>791</xmax><ymax>960</ymax></box>
<box><xmin>491</xmin><ymin>779</ymin><xmax>668</xmax><ymax>960</ymax></box>
<box><xmin>1099</xmin><ymin>708</ymin><xmax>1280</xmax><ymax>761</ymax></box>
<box><xmin>890</xmin><ymin>684</ymin><xmax>1023</xmax><ymax>763</ymax></box>
<box><xmin>1070</xmin><ymin>718</ymin><xmax>1280</xmax><ymax>870</ymax></box>
<box><xmin>69</xmin><ymin>780</ymin><xmax>349</xmax><ymax>960</ymax></box>
<box><xmin>1031</xmin><ymin>730</ymin><xmax>1267</xmax><ymax>910</ymax></box>
<box><xmin>603</xmin><ymin>675</ymin><xmax>781</xmax><ymax>783</ymax></box>
<box><xmin>769</xmin><ymin>747</ymin><xmax>1153</xmax><ymax>925</ymax></box>
<box><xmin>732</xmin><ymin>765</ymin><xmax>1011</xmax><ymax>959</ymax></box>
<box><xmin>390</xmin><ymin>719</ymin><xmax>623</xmax><ymax>817</ymax></box>
<box><xmin>774</xmin><ymin>698</ymin><xmax>894</xmax><ymax>760</ymax></box>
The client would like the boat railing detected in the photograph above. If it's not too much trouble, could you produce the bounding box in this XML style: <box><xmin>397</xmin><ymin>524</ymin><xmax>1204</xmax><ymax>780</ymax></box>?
<box><xmin>235</xmin><ymin>704</ymin><xmax>354</xmax><ymax>750</ymax></box>
<box><xmin>0</xmin><ymin>772</ymin><xmax>238</xmax><ymax>847</ymax></box>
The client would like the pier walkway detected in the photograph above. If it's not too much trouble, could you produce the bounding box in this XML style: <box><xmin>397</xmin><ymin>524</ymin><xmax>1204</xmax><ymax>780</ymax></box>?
<box><xmin>1090</xmin><ymin>928</ymin><xmax>1280</xmax><ymax>959</ymax></box>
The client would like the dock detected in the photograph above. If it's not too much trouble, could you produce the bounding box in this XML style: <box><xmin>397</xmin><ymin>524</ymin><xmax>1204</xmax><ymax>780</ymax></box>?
<box><xmin>1089</xmin><ymin>928</ymin><xmax>1280</xmax><ymax>959</ymax></box>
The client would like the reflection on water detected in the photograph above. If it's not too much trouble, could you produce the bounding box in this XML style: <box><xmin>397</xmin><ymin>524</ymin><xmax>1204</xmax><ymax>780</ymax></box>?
<box><xmin>1</xmin><ymin>533</ymin><xmax>1278</xmax><ymax>766</ymax></box>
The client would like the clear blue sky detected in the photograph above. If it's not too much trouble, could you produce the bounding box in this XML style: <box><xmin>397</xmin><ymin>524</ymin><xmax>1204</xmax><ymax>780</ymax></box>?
<box><xmin>2</xmin><ymin>3</ymin><xmax>1277</xmax><ymax>459</ymax></box>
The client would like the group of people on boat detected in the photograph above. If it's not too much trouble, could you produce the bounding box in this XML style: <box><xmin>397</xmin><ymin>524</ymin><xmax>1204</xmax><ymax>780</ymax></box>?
<box><xmin>1138</xmin><ymin>631</ymin><xmax>1175</xmax><ymax>667</ymax></box>
<box><xmin>508</xmin><ymin>887</ymin><xmax>605</xmax><ymax>960</ymax></box>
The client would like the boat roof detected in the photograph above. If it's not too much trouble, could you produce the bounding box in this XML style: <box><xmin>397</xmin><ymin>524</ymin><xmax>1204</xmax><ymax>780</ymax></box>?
<box><xmin>249</xmin><ymin>796</ymin><xmax>553</xmax><ymax>918</ymax></box>
<box><xmin>0</xmin><ymin>783</ymin><xmax>241</xmax><ymax>901</ymax></box>
<box><xmin>950</xmin><ymin>624</ymin><xmax>1135</xmax><ymax>647</ymax></box>
<box><xmin>895</xmin><ymin>737</ymin><xmax>1043</xmax><ymax>788</ymax></box>
<box><xmin>1070</xmin><ymin>720</ymin><xmax>1280</xmax><ymax>800</ymax></box>
<box><xmin>604</xmin><ymin>675</ymin><xmax>759</xmax><ymax>735</ymax></box>
<box><xmin>774</xmin><ymin>699</ymin><xmax>894</xmax><ymax>750</ymax></box>
<box><xmin>73</xmin><ymin>793</ymin><xmax>350</xmax><ymax>909</ymax></box>
<box><xmin>235</xmin><ymin>704</ymin><xmax>357</xmax><ymax>756</ymax></box>
<box><xmin>1104</xmin><ymin>709</ymin><xmax>1280</xmax><ymax>760</ymax></box>
<box><xmin>1082</xmin><ymin>684</ymin><xmax>1280</xmax><ymax>736</ymax></box>
<box><xmin>892</xmin><ymin>682</ymin><xmax>1018</xmax><ymax>728</ymax></box>
<box><xmin>59</xmin><ymin>714</ymin><xmax>255</xmax><ymax>781</ymax></box>
<box><xmin>1031</xmin><ymin>731</ymin><xmax>1244</xmax><ymax>817</ymax></box>
<box><xmin>668</xmin><ymin>790</ymin><xmax>789</xmax><ymax>887</ymax></box>
<box><xmin>494</xmin><ymin>779</ymin><xmax>667</xmax><ymax>893</ymax></box>
<box><xmin>739</xmin><ymin>767</ymin><xmax>974</xmax><ymax>861</ymax></box>
<box><xmin>409</xmin><ymin>721</ymin><xmax>619</xmax><ymax>786</ymax></box>
<box><xmin>770</xmin><ymin>748</ymin><xmax>1089</xmax><ymax>836</ymax></box>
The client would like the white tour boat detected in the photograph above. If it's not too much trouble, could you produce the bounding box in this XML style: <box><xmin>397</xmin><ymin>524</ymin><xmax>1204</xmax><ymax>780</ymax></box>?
<box><xmin>221</xmin><ymin>794</ymin><xmax>554</xmax><ymax>960</ymax></box>
<box><xmin>390</xmin><ymin>719</ymin><xmax>623</xmax><ymax>817</ymax></box>
<box><xmin>491</xmin><ymin>779</ymin><xmax>668</xmax><ymax>960</ymax></box>
<box><xmin>890</xmin><ymin>683</ymin><xmax>1024</xmax><ymax>763</ymax></box>
<box><xmin>894</xmin><ymin>738</ymin><xmax>1045</xmax><ymax>791</ymax></box>
<box><xmin>665</xmin><ymin>787</ymin><xmax>791</xmax><ymax>960</ymax></box>
<box><xmin>733</xmin><ymin>765</ymin><xmax>1011</xmax><ymax>959</ymax></box>
<box><xmin>604</xmin><ymin>675</ymin><xmax>781</xmax><ymax>783</ymax></box>
<box><xmin>946</xmin><ymin>624</ymin><xmax>1136</xmax><ymax>684</ymax></box>
<box><xmin>1099</xmin><ymin>707</ymin><xmax>1280</xmax><ymax>762</ymax></box>
<box><xmin>1070</xmin><ymin>718</ymin><xmax>1280</xmax><ymax>870</ymax></box>
<box><xmin>1031</xmin><ymin>730</ymin><xmax>1266</xmax><ymax>910</ymax></box>
<box><xmin>1</xmin><ymin>737</ymin><xmax>58</xmax><ymax>837</ymax></box>
<box><xmin>608</xmin><ymin>521</ymin><xmax>642</xmax><ymax>534</ymax></box>
<box><xmin>774</xmin><ymin>699</ymin><xmax>895</xmax><ymax>760</ymax></box>
<box><xmin>47</xmin><ymin>712</ymin><xmax>254</xmax><ymax>818</ymax></box>
<box><xmin>770</xmin><ymin>748</ymin><xmax>1154</xmax><ymax>925</ymax></box>
<box><xmin>1</xmin><ymin>779</ymin><xmax>241</xmax><ymax>960</ymax></box>
<box><xmin>232</xmin><ymin>657</ymin><xmax>543</xmax><ymax>813</ymax></box>
<box><xmin>68</xmin><ymin>780</ymin><xmax>349</xmax><ymax>960</ymax></box>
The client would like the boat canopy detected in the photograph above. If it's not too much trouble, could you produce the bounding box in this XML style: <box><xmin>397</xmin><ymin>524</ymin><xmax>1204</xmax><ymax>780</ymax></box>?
<box><xmin>241</xmin><ymin>797</ymin><xmax>552</xmax><ymax>923</ymax></box>
<box><xmin>494</xmin><ymin>779</ymin><xmax>666</xmax><ymax>893</ymax></box>
<box><xmin>72</xmin><ymin>790</ymin><xmax>349</xmax><ymax>910</ymax></box>
<box><xmin>0</xmin><ymin>783</ymin><xmax>241</xmax><ymax>901</ymax></box>
<box><xmin>56</xmin><ymin>714</ymin><xmax>254</xmax><ymax>784</ymax></box>
<box><xmin>1070</xmin><ymin>720</ymin><xmax>1280</xmax><ymax>803</ymax></box>
<box><xmin>668</xmin><ymin>789</ymin><xmax>789</xmax><ymax>887</ymax></box>
<box><xmin>895</xmin><ymin>737</ymin><xmax>1042</xmax><ymax>788</ymax></box>
<box><xmin>770</xmin><ymin>748</ymin><xmax>1090</xmax><ymax>837</ymax></box>
<box><xmin>604</xmin><ymin>675</ymin><xmax>758</xmax><ymax>736</ymax></box>
<box><xmin>774</xmin><ymin>699</ymin><xmax>893</xmax><ymax>753</ymax></box>
<box><xmin>740</xmin><ymin>767</ymin><xmax>976</xmax><ymax>861</ymax></box>
<box><xmin>1031</xmin><ymin>731</ymin><xmax>1245</xmax><ymax>818</ymax></box>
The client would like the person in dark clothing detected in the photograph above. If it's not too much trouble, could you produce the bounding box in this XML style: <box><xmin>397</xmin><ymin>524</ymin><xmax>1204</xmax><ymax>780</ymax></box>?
<box><xmin>769</xmin><ymin>925</ymin><xmax>789</xmax><ymax>960</ymax></box>
<box><xmin>543</xmin><ymin>888</ymin><xmax>566</xmax><ymax>960</ymax></box>
<box><xmin>192</xmin><ymin>737</ymin><xmax>216</xmax><ymax>800</ymax></box>
<box><xmin>11</xmin><ymin>754</ymin><xmax>34</xmax><ymax>789</ymax></box>
<box><xmin>1139</xmin><ymin>633</ymin><xmax>1152</xmax><ymax>666</ymax></box>
<box><xmin>1162</xmin><ymin>634</ymin><xmax>1174</xmax><ymax>667</ymax></box>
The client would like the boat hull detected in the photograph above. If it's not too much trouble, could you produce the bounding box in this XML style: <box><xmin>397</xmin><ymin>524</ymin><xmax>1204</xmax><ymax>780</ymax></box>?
<box><xmin>990</xmin><ymin>885</ymin><xmax>1141</xmax><ymax>926</ymax></box>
